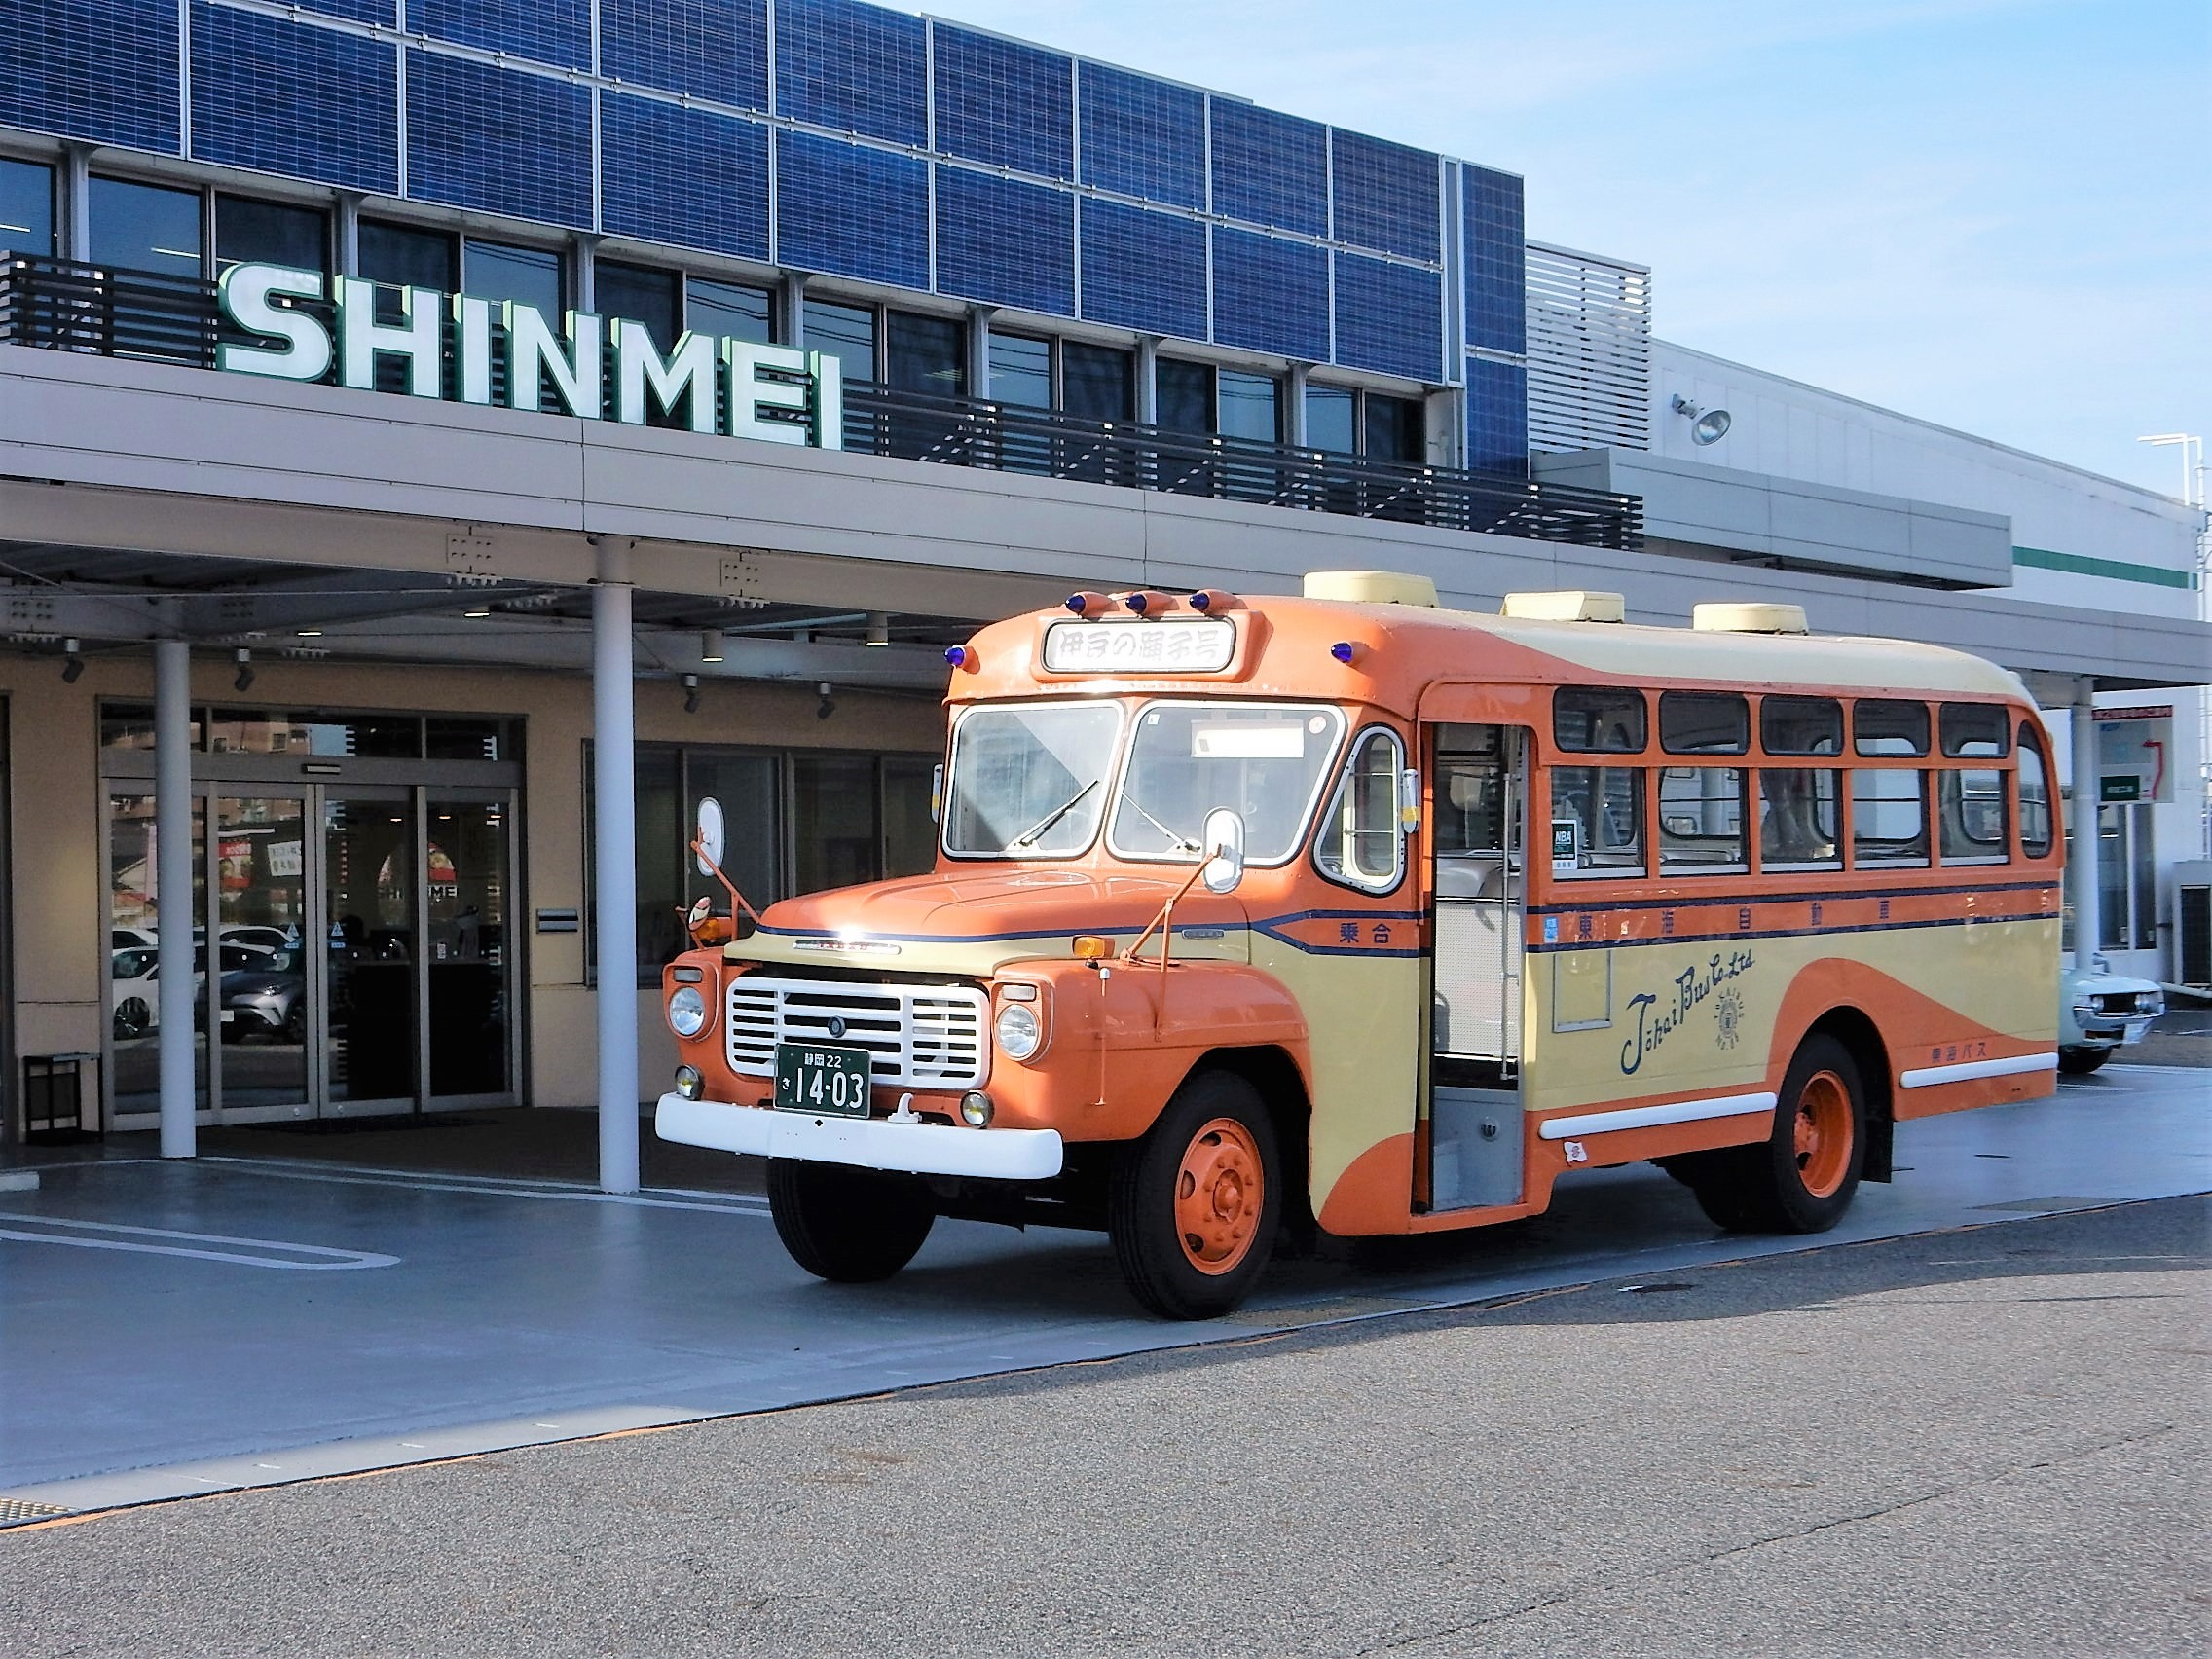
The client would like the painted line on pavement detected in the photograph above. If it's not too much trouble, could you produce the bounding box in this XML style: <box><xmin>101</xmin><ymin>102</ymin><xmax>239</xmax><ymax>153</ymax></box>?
<box><xmin>0</xmin><ymin>1211</ymin><xmax>397</xmax><ymax>1270</ymax></box>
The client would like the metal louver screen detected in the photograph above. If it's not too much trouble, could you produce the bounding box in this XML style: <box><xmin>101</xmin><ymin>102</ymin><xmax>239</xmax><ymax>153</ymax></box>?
<box><xmin>726</xmin><ymin>977</ymin><xmax>989</xmax><ymax>1089</ymax></box>
<box><xmin>1526</xmin><ymin>241</ymin><xmax>1651</xmax><ymax>455</ymax></box>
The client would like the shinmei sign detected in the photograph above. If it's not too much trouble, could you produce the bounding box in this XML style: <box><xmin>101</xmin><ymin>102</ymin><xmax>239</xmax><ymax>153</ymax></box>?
<box><xmin>215</xmin><ymin>261</ymin><xmax>842</xmax><ymax>450</ymax></box>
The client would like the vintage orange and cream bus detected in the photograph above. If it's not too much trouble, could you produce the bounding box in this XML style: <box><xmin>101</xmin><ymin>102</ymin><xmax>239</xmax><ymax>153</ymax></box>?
<box><xmin>656</xmin><ymin>571</ymin><xmax>2062</xmax><ymax>1318</ymax></box>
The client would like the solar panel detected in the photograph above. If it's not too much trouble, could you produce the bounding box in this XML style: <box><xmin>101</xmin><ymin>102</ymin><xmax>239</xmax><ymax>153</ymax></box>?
<box><xmin>1465</xmin><ymin>356</ymin><xmax>1529</xmax><ymax>476</ymax></box>
<box><xmin>602</xmin><ymin>93</ymin><xmax>769</xmax><ymax>260</ymax></box>
<box><xmin>1078</xmin><ymin>63</ymin><xmax>1203</xmax><ymax>209</ymax></box>
<box><xmin>601</xmin><ymin>0</ymin><xmax>768</xmax><ymax>110</ymax></box>
<box><xmin>0</xmin><ymin>0</ymin><xmax>179</xmax><ymax>154</ymax></box>
<box><xmin>1334</xmin><ymin>251</ymin><xmax>1442</xmax><ymax>382</ymax></box>
<box><xmin>1331</xmin><ymin>128</ymin><xmax>1440</xmax><ymax>261</ymax></box>
<box><xmin>191</xmin><ymin>6</ymin><xmax>398</xmax><ymax>196</ymax></box>
<box><xmin>774</xmin><ymin>0</ymin><xmax>925</xmax><ymax>148</ymax></box>
<box><xmin>933</xmin><ymin>24</ymin><xmax>1072</xmax><ymax>179</ymax></box>
<box><xmin>1078</xmin><ymin>199</ymin><xmax>1205</xmax><ymax>341</ymax></box>
<box><xmin>406</xmin><ymin>52</ymin><xmax>593</xmax><ymax>229</ymax></box>
<box><xmin>1209</xmin><ymin>101</ymin><xmax>1326</xmax><ymax>237</ymax></box>
<box><xmin>1211</xmin><ymin>229</ymin><xmax>1327</xmax><ymax>362</ymax></box>
<box><xmin>775</xmin><ymin>130</ymin><xmax>927</xmax><ymax>288</ymax></box>
<box><xmin>936</xmin><ymin>168</ymin><xmax>1074</xmax><ymax>316</ymax></box>
<box><xmin>411</xmin><ymin>0</ymin><xmax>592</xmax><ymax>72</ymax></box>
<box><xmin>1462</xmin><ymin>166</ymin><xmax>1526</xmax><ymax>354</ymax></box>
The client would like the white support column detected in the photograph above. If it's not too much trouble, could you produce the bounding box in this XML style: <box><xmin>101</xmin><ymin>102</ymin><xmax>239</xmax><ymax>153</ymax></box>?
<box><xmin>1134</xmin><ymin>337</ymin><xmax>1160</xmax><ymax>425</ymax></box>
<box><xmin>154</xmin><ymin>638</ymin><xmax>195</xmax><ymax>1159</ymax></box>
<box><xmin>60</xmin><ymin>145</ymin><xmax>91</xmax><ymax>262</ymax></box>
<box><xmin>593</xmin><ymin>546</ymin><xmax>640</xmax><ymax>1195</ymax></box>
<box><xmin>782</xmin><ymin>273</ymin><xmax>809</xmax><ymax>350</ymax></box>
<box><xmin>968</xmin><ymin>305</ymin><xmax>993</xmax><ymax>400</ymax></box>
<box><xmin>1285</xmin><ymin>363</ymin><xmax>1310</xmax><ymax>447</ymax></box>
<box><xmin>2070</xmin><ymin>678</ymin><xmax>2101</xmax><ymax>965</ymax></box>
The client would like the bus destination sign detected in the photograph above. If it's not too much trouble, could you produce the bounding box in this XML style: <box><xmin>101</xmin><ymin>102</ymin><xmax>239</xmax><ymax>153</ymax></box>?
<box><xmin>1042</xmin><ymin>618</ymin><xmax>1235</xmax><ymax>674</ymax></box>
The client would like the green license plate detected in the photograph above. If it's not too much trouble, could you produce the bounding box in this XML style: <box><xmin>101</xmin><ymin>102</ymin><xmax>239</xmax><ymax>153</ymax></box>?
<box><xmin>773</xmin><ymin>1042</ymin><xmax>875</xmax><ymax>1117</ymax></box>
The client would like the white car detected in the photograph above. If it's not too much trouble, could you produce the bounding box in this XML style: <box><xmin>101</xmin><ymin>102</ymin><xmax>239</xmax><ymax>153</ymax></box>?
<box><xmin>2059</xmin><ymin>957</ymin><xmax>2164</xmax><ymax>1074</ymax></box>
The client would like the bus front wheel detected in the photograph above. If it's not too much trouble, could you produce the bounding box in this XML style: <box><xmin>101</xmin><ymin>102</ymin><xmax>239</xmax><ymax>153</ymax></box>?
<box><xmin>766</xmin><ymin>1160</ymin><xmax>935</xmax><ymax>1283</ymax></box>
<box><xmin>1687</xmin><ymin>1035</ymin><xmax>1866</xmax><ymax>1235</ymax></box>
<box><xmin>1109</xmin><ymin>1071</ymin><xmax>1281</xmax><ymax>1320</ymax></box>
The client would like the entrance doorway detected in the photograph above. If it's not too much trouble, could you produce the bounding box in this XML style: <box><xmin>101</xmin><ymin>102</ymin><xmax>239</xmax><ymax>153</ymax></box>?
<box><xmin>101</xmin><ymin>709</ymin><xmax>520</xmax><ymax>1125</ymax></box>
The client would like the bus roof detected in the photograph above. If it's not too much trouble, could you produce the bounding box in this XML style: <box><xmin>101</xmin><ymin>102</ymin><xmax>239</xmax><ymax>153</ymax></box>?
<box><xmin>951</xmin><ymin>584</ymin><xmax>2031</xmax><ymax>714</ymax></box>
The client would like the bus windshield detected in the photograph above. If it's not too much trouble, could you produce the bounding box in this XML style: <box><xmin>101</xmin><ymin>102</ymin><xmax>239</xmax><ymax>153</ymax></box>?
<box><xmin>1109</xmin><ymin>702</ymin><xmax>1346</xmax><ymax>864</ymax></box>
<box><xmin>943</xmin><ymin>702</ymin><xmax>1123</xmax><ymax>857</ymax></box>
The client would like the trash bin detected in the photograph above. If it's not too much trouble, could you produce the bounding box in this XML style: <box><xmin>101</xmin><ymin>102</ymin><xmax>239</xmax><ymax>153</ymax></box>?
<box><xmin>22</xmin><ymin>1052</ymin><xmax>100</xmax><ymax>1145</ymax></box>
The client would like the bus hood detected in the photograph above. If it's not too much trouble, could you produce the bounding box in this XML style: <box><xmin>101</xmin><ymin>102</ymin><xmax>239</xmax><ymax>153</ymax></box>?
<box><xmin>734</xmin><ymin>868</ymin><xmax>1253</xmax><ymax>971</ymax></box>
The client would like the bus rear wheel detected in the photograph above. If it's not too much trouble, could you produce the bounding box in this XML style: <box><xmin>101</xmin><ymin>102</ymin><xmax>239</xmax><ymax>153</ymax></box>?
<box><xmin>766</xmin><ymin>1160</ymin><xmax>935</xmax><ymax>1283</ymax></box>
<box><xmin>1687</xmin><ymin>1035</ymin><xmax>1866</xmax><ymax>1235</ymax></box>
<box><xmin>1109</xmin><ymin>1071</ymin><xmax>1281</xmax><ymax>1320</ymax></box>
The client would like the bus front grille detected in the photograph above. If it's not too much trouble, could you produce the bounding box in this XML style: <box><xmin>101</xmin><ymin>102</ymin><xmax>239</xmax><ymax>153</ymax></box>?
<box><xmin>725</xmin><ymin>976</ymin><xmax>990</xmax><ymax>1089</ymax></box>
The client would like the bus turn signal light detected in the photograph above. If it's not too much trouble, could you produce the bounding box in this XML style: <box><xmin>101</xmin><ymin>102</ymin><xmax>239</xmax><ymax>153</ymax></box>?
<box><xmin>1072</xmin><ymin>935</ymin><xmax>1110</xmax><ymax>960</ymax></box>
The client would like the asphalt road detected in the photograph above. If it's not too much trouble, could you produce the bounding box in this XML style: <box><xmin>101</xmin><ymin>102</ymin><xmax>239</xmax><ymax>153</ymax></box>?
<box><xmin>5</xmin><ymin>1197</ymin><xmax>2205</xmax><ymax>1658</ymax></box>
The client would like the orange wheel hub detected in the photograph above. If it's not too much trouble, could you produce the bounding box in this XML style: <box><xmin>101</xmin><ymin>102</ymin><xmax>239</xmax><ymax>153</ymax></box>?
<box><xmin>1792</xmin><ymin>1070</ymin><xmax>1854</xmax><ymax>1198</ymax></box>
<box><xmin>1173</xmin><ymin>1117</ymin><xmax>1265</xmax><ymax>1275</ymax></box>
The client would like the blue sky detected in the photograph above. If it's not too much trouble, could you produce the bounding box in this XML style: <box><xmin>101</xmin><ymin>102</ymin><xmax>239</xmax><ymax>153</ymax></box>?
<box><xmin>916</xmin><ymin>0</ymin><xmax>2209</xmax><ymax>500</ymax></box>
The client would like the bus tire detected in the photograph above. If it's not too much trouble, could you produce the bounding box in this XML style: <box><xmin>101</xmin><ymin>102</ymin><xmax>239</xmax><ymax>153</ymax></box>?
<box><xmin>2057</xmin><ymin>1047</ymin><xmax>2109</xmax><ymax>1075</ymax></box>
<box><xmin>766</xmin><ymin>1159</ymin><xmax>935</xmax><ymax>1283</ymax></box>
<box><xmin>1689</xmin><ymin>1035</ymin><xmax>1866</xmax><ymax>1235</ymax></box>
<box><xmin>1109</xmin><ymin>1070</ymin><xmax>1281</xmax><ymax>1320</ymax></box>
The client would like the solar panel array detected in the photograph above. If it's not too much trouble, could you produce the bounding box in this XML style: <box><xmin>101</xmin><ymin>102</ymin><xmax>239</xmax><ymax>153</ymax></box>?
<box><xmin>0</xmin><ymin>0</ymin><xmax>1532</xmax><ymax>466</ymax></box>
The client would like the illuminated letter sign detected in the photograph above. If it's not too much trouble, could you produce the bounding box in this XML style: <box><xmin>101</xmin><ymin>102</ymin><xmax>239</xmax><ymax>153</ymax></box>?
<box><xmin>1041</xmin><ymin>618</ymin><xmax>1236</xmax><ymax>674</ymax></box>
<box><xmin>215</xmin><ymin>263</ymin><xmax>842</xmax><ymax>452</ymax></box>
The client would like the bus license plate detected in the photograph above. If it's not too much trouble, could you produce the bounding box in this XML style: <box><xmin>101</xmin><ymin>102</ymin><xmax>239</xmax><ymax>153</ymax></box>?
<box><xmin>774</xmin><ymin>1043</ymin><xmax>875</xmax><ymax>1117</ymax></box>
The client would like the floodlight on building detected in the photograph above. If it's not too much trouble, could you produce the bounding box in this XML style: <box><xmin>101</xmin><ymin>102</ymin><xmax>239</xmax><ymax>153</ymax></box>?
<box><xmin>1672</xmin><ymin>394</ymin><xmax>1732</xmax><ymax>445</ymax></box>
<box><xmin>700</xmin><ymin>629</ymin><xmax>725</xmax><ymax>663</ymax></box>
<box><xmin>816</xmin><ymin>682</ymin><xmax>835</xmax><ymax>721</ymax></box>
<box><xmin>233</xmin><ymin>647</ymin><xmax>255</xmax><ymax>693</ymax></box>
<box><xmin>60</xmin><ymin>638</ymin><xmax>84</xmax><ymax>683</ymax></box>
<box><xmin>682</xmin><ymin>673</ymin><xmax>701</xmax><ymax>715</ymax></box>
<box><xmin>866</xmin><ymin>611</ymin><xmax>890</xmax><ymax>647</ymax></box>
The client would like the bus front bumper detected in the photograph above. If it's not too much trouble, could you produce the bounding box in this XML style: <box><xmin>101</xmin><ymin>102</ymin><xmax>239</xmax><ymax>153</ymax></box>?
<box><xmin>655</xmin><ymin>1094</ymin><xmax>1065</xmax><ymax>1181</ymax></box>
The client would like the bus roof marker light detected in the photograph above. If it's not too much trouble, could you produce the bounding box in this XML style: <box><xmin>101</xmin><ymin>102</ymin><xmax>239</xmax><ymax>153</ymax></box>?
<box><xmin>945</xmin><ymin>645</ymin><xmax>977</xmax><ymax>670</ymax></box>
<box><xmin>1331</xmin><ymin>641</ymin><xmax>1364</xmax><ymax>665</ymax></box>
<box><xmin>1122</xmin><ymin>591</ymin><xmax>1170</xmax><ymax>616</ymax></box>
<box><xmin>1187</xmin><ymin>589</ymin><xmax>1235</xmax><ymax>612</ymax></box>
<box><xmin>1066</xmin><ymin>592</ymin><xmax>1110</xmax><ymax>616</ymax></box>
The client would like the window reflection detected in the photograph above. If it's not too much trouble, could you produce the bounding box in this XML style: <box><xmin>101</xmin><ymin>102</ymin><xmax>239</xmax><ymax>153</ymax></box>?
<box><xmin>90</xmin><ymin>177</ymin><xmax>202</xmax><ymax>277</ymax></box>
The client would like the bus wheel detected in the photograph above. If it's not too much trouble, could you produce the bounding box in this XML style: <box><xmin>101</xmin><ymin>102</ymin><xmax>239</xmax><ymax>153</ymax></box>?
<box><xmin>2057</xmin><ymin>1047</ymin><xmax>2109</xmax><ymax>1075</ymax></box>
<box><xmin>1109</xmin><ymin>1071</ymin><xmax>1281</xmax><ymax>1320</ymax></box>
<box><xmin>1689</xmin><ymin>1035</ymin><xmax>1866</xmax><ymax>1235</ymax></box>
<box><xmin>766</xmin><ymin>1160</ymin><xmax>935</xmax><ymax>1283</ymax></box>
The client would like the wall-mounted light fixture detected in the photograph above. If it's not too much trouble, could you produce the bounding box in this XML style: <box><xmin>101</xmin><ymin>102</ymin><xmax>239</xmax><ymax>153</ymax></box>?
<box><xmin>866</xmin><ymin>611</ymin><xmax>890</xmax><ymax>647</ymax></box>
<box><xmin>233</xmin><ymin>647</ymin><xmax>255</xmax><ymax>693</ymax></box>
<box><xmin>700</xmin><ymin>629</ymin><xmax>725</xmax><ymax>663</ymax></box>
<box><xmin>682</xmin><ymin>673</ymin><xmax>701</xmax><ymax>715</ymax></box>
<box><xmin>60</xmin><ymin>637</ymin><xmax>84</xmax><ymax>683</ymax></box>
<box><xmin>1671</xmin><ymin>393</ymin><xmax>1732</xmax><ymax>445</ymax></box>
<box><xmin>816</xmin><ymin>681</ymin><xmax>835</xmax><ymax>721</ymax></box>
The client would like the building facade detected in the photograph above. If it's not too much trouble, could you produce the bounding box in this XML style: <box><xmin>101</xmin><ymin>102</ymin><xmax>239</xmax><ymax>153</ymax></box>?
<box><xmin>1</xmin><ymin>0</ymin><xmax>2204</xmax><ymax>1172</ymax></box>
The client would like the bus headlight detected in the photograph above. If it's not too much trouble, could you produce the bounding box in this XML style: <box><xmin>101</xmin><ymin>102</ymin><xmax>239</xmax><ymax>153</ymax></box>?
<box><xmin>667</xmin><ymin>985</ymin><xmax>709</xmax><ymax>1039</ymax></box>
<box><xmin>993</xmin><ymin>1000</ymin><xmax>1043</xmax><ymax>1062</ymax></box>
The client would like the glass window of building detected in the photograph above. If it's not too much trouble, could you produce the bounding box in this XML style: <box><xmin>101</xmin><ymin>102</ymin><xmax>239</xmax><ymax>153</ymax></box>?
<box><xmin>886</xmin><ymin>310</ymin><xmax>966</xmax><ymax>396</ymax></box>
<box><xmin>1364</xmin><ymin>392</ymin><xmax>1423</xmax><ymax>463</ymax></box>
<box><xmin>1218</xmin><ymin>370</ymin><xmax>1281</xmax><ymax>443</ymax></box>
<box><xmin>594</xmin><ymin>260</ymin><xmax>680</xmax><ymax>348</ymax></box>
<box><xmin>464</xmin><ymin>240</ymin><xmax>564</xmax><ymax>317</ymax></box>
<box><xmin>989</xmin><ymin>333</ymin><xmax>1052</xmax><ymax>408</ymax></box>
<box><xmin>1156</xmin><ymin>358</ymin><xmax>1215</xmax><ymax>434</ymax></box>
<box><xmin>804</xmin><ymin>299</ymin><xmax>878</xmax><ymax>386</ymax></box>
<box><xmin>686</xmin><ymin>276</ymin><xmax>773</xmax><ymax>345</ymax></box>
<box><xmin>1061</xmin><ymin>342</ymin><xmax>1133</xmax><ymax>421</ymax></box>
<box><xmin>89</xmin><ymin>177</ymin><xmax>203</xmax><ymax>277</ymax></box>
<box><xmin>0</xmin><ymin>157</ymin><xmax>55</xmax><ymax>257</ymax></box>
<box><xmin>214</xmin><ymin>196</ymin><xmax>327</xmax><ymax>275</ymax></box>
<box><xmin>358</xmin><ymin>220</ymin><xmax>458</xmax><ymax>296</ymax></box>
<box><xmin>1306</xmin><ymin>385</ymin><xmax>1356</xmax><ymax>454</ymax></box>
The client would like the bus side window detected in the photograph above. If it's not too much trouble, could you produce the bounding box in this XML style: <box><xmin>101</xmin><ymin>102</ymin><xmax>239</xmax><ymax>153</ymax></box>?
<box><xmin>2016</xmin><ymin>720</ymin><xmax>2054</xmax><ymax>858</ymax></box>
<box><xmin>1314</xmin><ymin>727</ymin><xmax>1406</xmax><ymax>893</ymax></box>
<box><xmin>1554</xmin><ymin>687</ymin><xmax>1646</xmax><ymax>753</ymax></box>
<box><xmin>1658</xmin><ymin>766</ymin><xmax>1748</xmax><ymax>872</ymax></box>
<box><xmin>1550</xmin><ymin>766</ymin><xmax>1644</xmax><ymax>876</ymax></box>
<box><xmin>1854</xmin><ymin>699</ymin><xmax>1930</xmax><ymax>756</ymax></box>
<box><xmin>1659</xmin><ymin>692</ymin><xmax>1749</xmax><ymax>755</ymax></box>
<box><xmin>1940</xmin><ymin>702</ymin><xmax>2009</xmax><ymax>758</ymax></box>
<box><xmin>1852</xmin><ymin>769</ymin><xmax>1929</xmax><ymax>866</ymax></box>
<box><xmin>1939</xmin><ymin>768</ymin><xmax>2009</xmax><ymax>863</ymax></box>
<box><xmin>1758</xmin><ymin>768</ymin><xmax>1842</xmax><ymax>868</ymax></box>
<box><xmin>1761</xmin><ymin>695</ymin><xmax>1843</xmax><ymax>756</ymax></box>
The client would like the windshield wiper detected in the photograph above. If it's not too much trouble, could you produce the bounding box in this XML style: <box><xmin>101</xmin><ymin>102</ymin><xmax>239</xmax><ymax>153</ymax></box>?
<box><xmin>1116</xmin><ymin>784</ymin><xmax>1200</xmax><ymax>853</ymax></box>
<box><xmin>1010</xmin><ymin>777</ymin><xmax>1100</xmax><ymax>850</ymax></box>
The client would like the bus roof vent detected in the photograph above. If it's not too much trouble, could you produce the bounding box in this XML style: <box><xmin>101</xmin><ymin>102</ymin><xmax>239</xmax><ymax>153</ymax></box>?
<box><xmin>1500</xmin><ymin>590</ymin><xmax>1625</xmax><ymax>623</ymax></box>
<box><xmin>1692</xmin><ymin>602</ymin><xmax>1810</xmax><ymax>636</ymax></box>
<box><xmin>1302</xmin><ymin>570</ymin><xmax>1440</xmax><ymax>607</ymax></box>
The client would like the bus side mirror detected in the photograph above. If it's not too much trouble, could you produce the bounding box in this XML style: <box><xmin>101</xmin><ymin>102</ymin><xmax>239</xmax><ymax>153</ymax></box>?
<box><xmin>1201</xmin><ymin>808</ymin><xmax>1246</xmax><ymax>895</ymax></box>
<box><xmin>1398</xmin><ymin>768</ymin><xmax>1421</xmax><ymax>834</ymax></box>
<box><xmin>694</xmin><ymin>796</ymin><xmax>725</xmax><ymax>874</ymax></box>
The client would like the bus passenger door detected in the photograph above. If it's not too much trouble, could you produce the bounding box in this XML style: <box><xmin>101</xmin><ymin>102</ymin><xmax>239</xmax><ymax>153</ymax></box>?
<box><xmin>1424</xmin><ymin>723</ymin><xmax>1528</xmax><ymax>1210</ymax></box>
